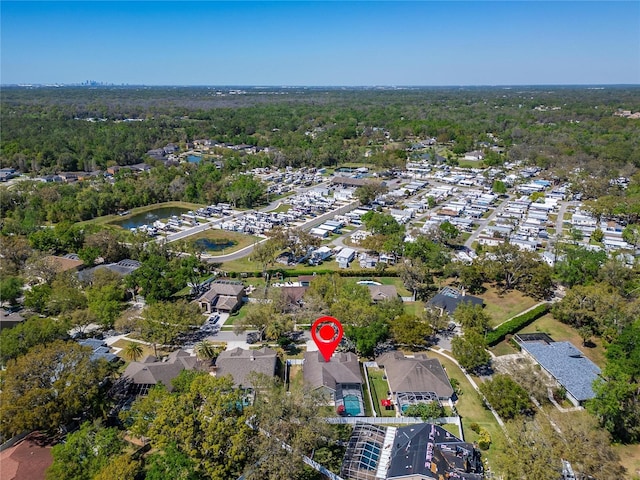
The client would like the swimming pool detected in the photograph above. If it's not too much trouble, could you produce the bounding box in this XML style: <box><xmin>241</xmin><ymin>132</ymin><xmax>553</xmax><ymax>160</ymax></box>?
<box><xmin>343</xmin><ymin>394</ymin><xmax>362</xmax><ymax>416</ymax></box>
<box><xmin>356</xmin><ymin>280</ymin><xmax>381</xmax><ymax>286</ymax></box>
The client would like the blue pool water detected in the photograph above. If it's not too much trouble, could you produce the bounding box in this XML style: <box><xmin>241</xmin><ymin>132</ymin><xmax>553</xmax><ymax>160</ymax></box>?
<box><xmin>344</xmin><ymin>394</ymin><xmax>362</xmax><ymax>416</ymax></box>
<box><xmin>187</xmin><ymin>155</ymin><xmax>201</xmax><ymax>163</ymax></box>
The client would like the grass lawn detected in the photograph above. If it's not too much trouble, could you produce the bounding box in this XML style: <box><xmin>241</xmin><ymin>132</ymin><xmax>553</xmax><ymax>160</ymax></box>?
<box><xmin>224</xmin><ymin>307</ymin><xmax>248</xmax><ymax>326</ymax></box>
<box><xmin>480</xmin><ymin>284</ymin><xmax>539</xmax><ymax>327</ymax></box>
<box><xmin>360</xmin><ymin>365</ymin><xmax>375</xmax><ymax>417</ymax></box>
<box><xmin>288</xmin><ymin>364</ymin><xmax>303</xmax><ymax>390</ymax></box>
<box><xmin>367</xmin><ymin>368</ymin><xmax>395</xmax><ymax>417</ymax></box>
<box><xmin>186</xmin><ymin>229</ymin><xmax>260</xmax><ymax>256</ymax></box>
<box><xmin>111</xmin><ymin>339</ymin><xmax>162</xmax><ymax>360</ymax></box>
<box><xmin>272</xmin><ymin>203</ymin><xmax>292</xmax><ymax>213</ymax></box>
<box><xmin>613</xmin><ymin>443</ymin><xmax>640</xmax><ymax>478</ymax></box>
<box><xmin>429</xmin><ymin>351</ymin><xmax>506</xmax><ymax>471</ymax></box>
<box><xmin>403</xmin><ymin>301</ymin><xmax>425</xmax><ymax>317</ymax></box>
<box><xmin>489</xmin><ymin>340</ymin><xmax>518</xmax><ymax>357</ymax></box>
<box><xmin>518</xmin><ymin>313</ymin><xmax>607</xmax><ymax>368</ymax></box>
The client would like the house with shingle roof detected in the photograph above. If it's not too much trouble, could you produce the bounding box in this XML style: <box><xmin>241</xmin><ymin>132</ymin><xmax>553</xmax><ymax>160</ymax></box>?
<box><xmin>121</xmin><ymin>349</ymin><xmax>198</xmax><ymax>395</ymax></box>
<box><xmin>515</xmin><ymin>334</ymin><xmax>601</xmax><ymax>406</ymax></box>
<box><xmin>197</xmin><ymin>279</ymin><xmax>245</xmax><ymax>313</ymax></box>
<box><xmin>303</xmin><ymin>351</ymin><xmax>364</xmax><ymax>415</ymax></box>
<box><xmin>366</xmin><ymin>284</ymin><xmax>398</xmax><ymax>303</ymax></box>
<box><xmin>376</xmin><ymin>351</ymin><xmax>454</xmax><ymax>414</ymax></box>
<box><xmin>78</xmin><ymin>338</ymin><xmax>119</xmax><ymax>363</ymax></box>
<box><xmin>45</xmin><ymin>254</ymin><xmax>84</xmax><ymax>273</ymax></box>
<box><xmin>215</xmin><ymin>347</ymin><xmax>277</xmax><ymax>388</ymax></box>
<box><xmin>341</xmin><ymin>423</ymin><xmax>483</xmax><ymax>480</ymax></box>
<box><xmin>78</xmin><ymin>259</ymin><xmax>141</xmax><ymax>283</ymax></box>
<box><xmin>427</xmin><ymin>286</ymin><xmax>483</xmax><ymax>316</ymax></box>
<box><xmin>0</xmin><ymin>432</ymin><xmax>53</xmax><ymax>480</ymax></box>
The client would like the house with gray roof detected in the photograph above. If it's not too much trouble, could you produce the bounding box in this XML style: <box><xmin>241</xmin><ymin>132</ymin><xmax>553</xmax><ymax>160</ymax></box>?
<box><xmin>366</xmin><ymin>284</ymin><xmax>398</xmax><ymax>303</ymax></box>
<box><xmin>78</xmin><ymin>259</ymin><xmax>141</xmax><ymax>283</ymax></box>
<box><xmin>427</xmin><ymin>286</ymin><xmax>483</xmax><ymax>316</ymax></box>
<box><xmin>215</xmin><ymin>347</ymin><xmax>277</xmax><ymax>388</ymax></box>
<box><xmin>197</xmin><ymin>280</ymin><xmax>245</xmax><ymax>313</ymax></box>
<box><xmin>376</xmin><ymin>351</ymin><xmax>454</xmax><ymax>414</ymax></box>
<box><xmin>341</xmin><ymin>423</ymin><xmax>483</xmax><ymax>480</ymax></box>
<box><xmin>121</xmin><ymin>349</ymin><xmax>198</xmax><ymax>395</ymax></box>
<box><xmin>515</xmin><ymin>334</ymin><xmax>602</xmax><ymax>406</ymax></box>
<box><xmin>78</xmin><ymin>338</ymin><xmax>118</xmax><ymax>363</ymax></box>
<box><xmin>304</xmin><ymin>351</ymin><xmax>364</xmax><ymax>416</ymax></box>
<box><xmin>0</xmin><ymin>308</ymin><xmax>25</xmax><ymax>331</ymax></box>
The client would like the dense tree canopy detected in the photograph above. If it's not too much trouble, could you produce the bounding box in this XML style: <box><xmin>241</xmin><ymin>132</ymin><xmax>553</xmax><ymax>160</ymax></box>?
<box><xmin>0</xmin><ymin>340</ymin><xmax>110</xmax><ymax>436</ymax></box>
<box><xmin>123</xmin><ymin>373</ymin><xmax>253</xmax><ymax>480</ymax></box>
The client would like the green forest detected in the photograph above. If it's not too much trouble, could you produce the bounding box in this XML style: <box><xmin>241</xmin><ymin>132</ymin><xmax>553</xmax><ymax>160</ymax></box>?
<box><xmin>1</xmin><ymin>86</ymin><xmax>640</xmax><ymax>479</ymax></box>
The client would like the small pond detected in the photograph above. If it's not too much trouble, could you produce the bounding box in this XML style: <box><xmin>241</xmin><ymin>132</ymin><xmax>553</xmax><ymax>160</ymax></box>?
<box><xmin>194</xmin><ymin>238</ymin><xmax>237</xmax><ymax>252</ymax></box>
<box><xmin>113</xmin><ymin>206</ymin><xmax>190</xmax><ymax>229</ymax></box>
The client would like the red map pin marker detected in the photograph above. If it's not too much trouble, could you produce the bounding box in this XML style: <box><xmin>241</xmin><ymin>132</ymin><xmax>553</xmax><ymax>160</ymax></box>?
<box><xmin>311</xmin><ymin>316</ymin><xmax>343</xmax><ymax>362</ymax></box>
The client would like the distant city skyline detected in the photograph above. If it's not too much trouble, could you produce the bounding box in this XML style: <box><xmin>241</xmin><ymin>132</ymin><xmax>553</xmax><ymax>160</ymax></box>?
<box><xmin>1</xmin><ymin>1</ymin><xmax>639</xmax><ymax>86</ymax></box>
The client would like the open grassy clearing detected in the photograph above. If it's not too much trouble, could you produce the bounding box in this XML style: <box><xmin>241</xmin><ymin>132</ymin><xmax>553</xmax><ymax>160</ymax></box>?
<box><xmin>429</xmin><ymin>351</ymin><xmax>506</xmax><ymax>471</ymax></box>
<box><xmin>480</xmin><ymin>285</ymin><xmax>539</xmax><ymax>326</ymax></box>
<box><xmin>613</xmin><ymin>443</ymin><xmax>640</xmax><ymax>479</ymax></box>
<box><xmin>272</xmin><ymin>203</ymin><xmax>292</xmax><ymax>213</ymax></box>
<box><xmin>519</xmin><ymin>313</ymin><xmax>606</xmax><ymax>367</ymax></box>
<box><xmin>403</xmin><ymin>301</ymin><xmax>425</xmax><ymax>318</ymax></box>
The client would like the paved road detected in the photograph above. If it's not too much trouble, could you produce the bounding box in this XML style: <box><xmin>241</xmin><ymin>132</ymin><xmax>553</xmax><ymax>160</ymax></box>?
<box><xmin>464</xmin><ymin>194</ymin><xmax>511</xmax><ymax>249</ymax></box>
<box><xmin>202</xmin><ymin>199</ymin><xmax>360</xmax><ymax>264</ymax></box>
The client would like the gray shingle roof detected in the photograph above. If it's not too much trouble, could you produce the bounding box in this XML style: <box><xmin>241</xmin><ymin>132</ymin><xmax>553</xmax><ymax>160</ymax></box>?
<box><xmin>122</xmin><ymin>349</ymin><xmax>198</xmax><ymax>391</ymax></box>
<box><xmin>215</xmin><ymin>347</ymin><xmax>277</xmax><ymax>387</ymax></box>
<box><xmin>376</xmin><ymin>351</ymin><xmax>454</xmax><ymax>399</ymax></box>
<box><xmin>427</xmin><ymin>287</ymin><xmax>483</xmax><ymax>315</ymax></box>
<box><xmin>303</xmin><ymin>351</ymin><xmax>362</xmax><ymax>392</ymax></box>
<box><xmin>78</xmin><ymin>338</ymin><xmax>118</xmax><ymax>363</ymax></box>
<box><xmin>520</xmin><ymin>341</ymin><xmax>601</xmax><ymax>402</ymax></box>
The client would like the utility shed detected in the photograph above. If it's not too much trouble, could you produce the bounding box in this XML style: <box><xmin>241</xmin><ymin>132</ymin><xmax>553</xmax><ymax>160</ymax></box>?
<box><xmin>516</xmin><ymin>336</ymin><xmax>601</xmax><ymax>406</ymax></box>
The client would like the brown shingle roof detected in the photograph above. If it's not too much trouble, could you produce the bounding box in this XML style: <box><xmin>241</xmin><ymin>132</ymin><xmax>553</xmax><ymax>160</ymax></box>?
<box><xmin>0</xmin><ymin>432</ymin><xmax>53</xmax><ymax>480</ymax></box>
<box><xmin>122</xmin><ymin>350</ymin><xmax>198</xmax><ymax>392</ymax></box>
<box><xmin>215</xmin><ymin>347</ymin><xmax>277</xmax><ymax>387</ymax></box>
<box><xmin>367</xmin><ymin>285</ymin><xmax>398</xmax><ymax>302</ymax></box>
<box><xmin>45</xmin><ymin>255</ymin><xmax>84</xmax><ymax>272</ymax></box>
<box><xmin>210</xmin><ymin>280</ymin><xmax>245</xmax><ymax>296</ymax></box>
<box><xmin>376</xmin><ymin>351</ymin><xmax>453</xmax><ymax>399</ymax></box>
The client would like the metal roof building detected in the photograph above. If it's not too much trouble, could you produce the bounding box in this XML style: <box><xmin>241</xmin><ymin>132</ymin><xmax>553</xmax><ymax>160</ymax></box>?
<box><xmin>516</xmin><ymin>336</ymin><xmax>602</xmax><ymax>406</ymax></box>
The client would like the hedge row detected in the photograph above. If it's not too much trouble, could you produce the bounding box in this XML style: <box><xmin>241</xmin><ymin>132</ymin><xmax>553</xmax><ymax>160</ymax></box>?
<box><xmin>485</xmin><ymin>303</ymin><xmax>550</xmax><ymax>346</ymax></box>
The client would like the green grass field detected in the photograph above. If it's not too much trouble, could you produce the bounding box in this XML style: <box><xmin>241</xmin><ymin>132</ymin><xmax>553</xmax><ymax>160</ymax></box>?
<box><xmin>429</xmin><ymin>351</ymin><xmax>506</xmax><ymax>471</ymax></box>
<box><xmin>480</xmin><ymin>285</ymin><xmax>539</xmax><ymax>327</ymax></box>
<box><xmin>367</xmin><ymin>368</ymin><xmax>395</xmax><ymax>417</ymax></box>
<box><xmin>111</xmin><ymin>338</ymin><xmax>163</xmax><ymax>360</ymax></box>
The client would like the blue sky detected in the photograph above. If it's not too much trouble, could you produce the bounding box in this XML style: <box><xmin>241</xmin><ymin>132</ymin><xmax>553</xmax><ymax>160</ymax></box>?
<box><xmin>1</xmin><ymin>1</ymin><xmax>639</xmax><ymax>86</ymax></box>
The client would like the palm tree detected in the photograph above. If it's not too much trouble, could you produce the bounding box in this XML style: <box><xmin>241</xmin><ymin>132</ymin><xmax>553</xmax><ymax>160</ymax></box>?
<box><xmin>195</xmin><ymin>340</ymin><xmax>217</xmax><ymax>366</ymax></box>
<box><xmin>124</xmin><ymin>342</ymin><xmax>144</xmax><ymax>362</ymax></box>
